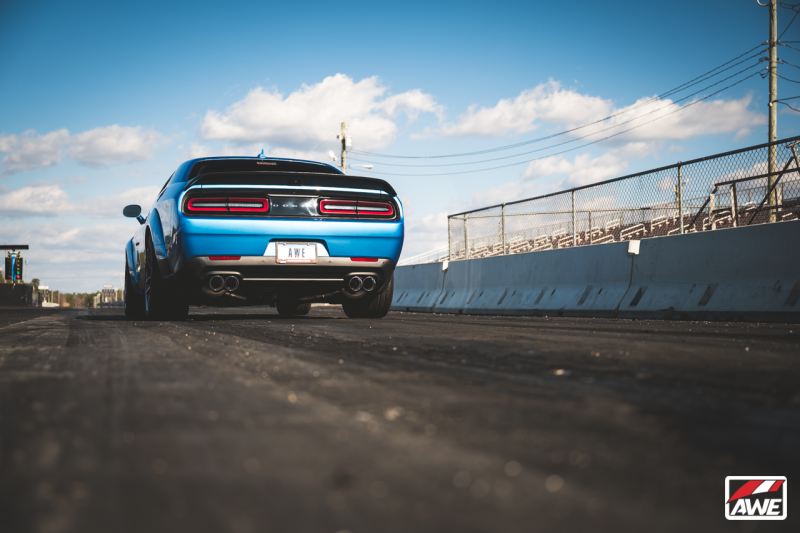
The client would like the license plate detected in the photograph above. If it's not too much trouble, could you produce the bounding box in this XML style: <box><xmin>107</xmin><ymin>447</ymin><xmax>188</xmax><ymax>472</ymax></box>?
<box><xmin>276</xmin><ymin>242</ymin><xmax>317</xmax><ymax>264</ymax></box>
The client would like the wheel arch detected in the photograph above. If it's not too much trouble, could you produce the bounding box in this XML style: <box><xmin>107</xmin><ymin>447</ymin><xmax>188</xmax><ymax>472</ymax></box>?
<box><xmin>145</xmin><ymin>211</ymin><xmax>172</xmax><ymax>279</ymax></box>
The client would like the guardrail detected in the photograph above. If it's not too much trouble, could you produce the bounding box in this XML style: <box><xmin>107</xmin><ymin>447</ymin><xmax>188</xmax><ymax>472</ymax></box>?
<box><xmin>446</xmin><ymin>137</ymin><xmax>800</xmax><ymax>262</ymax></box>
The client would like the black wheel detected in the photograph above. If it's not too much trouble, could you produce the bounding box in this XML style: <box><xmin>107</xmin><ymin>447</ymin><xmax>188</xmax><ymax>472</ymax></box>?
<box><xmin>124</xmin><ymin>263</ymin><xmax>145</xmax><ymax>319</ymax></box>
<box><xmin>342</xmin><ymin>274</ymin><xmax>394</xmax><ymax>319</ymax></box>
<box><xmin>276</xmin><ymin>299</ymin><xmax>312</xmax><ymax>317</ymax></box>
<box><xmin>144</xmin><ymin>241</ymin><xmax>189</xmax><ymax>321</ymax></box>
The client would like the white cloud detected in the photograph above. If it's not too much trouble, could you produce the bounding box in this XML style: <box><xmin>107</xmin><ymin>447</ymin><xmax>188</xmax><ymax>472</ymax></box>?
<box><xmin>522</xmin><ymin>141</ymin><xmax>658</xmax><ymax>188</ymax></box>
<box><xmin>0</xmin><ymin>183</ymin><xmax>75</xmax><ymax>217</ymax></box>
<box><xmin>0</xmin><ymin>129</ymin><xmax>70</xmax><ymax>175</ymax></box>
<box><xmin>0</xmin><ymin>184</ymin><xmax>160</xmax><ymax>218</ymax></box>
<box><xmin>199</xmin><ymin>74</ymin><xmax>442</xmax><ymax>151</ymax></box>
<box><xmin>430</xmin><ymin>80</ymin><xmax>612</xmax><ymax>138</ymax></box>
<box><xmin>0</xmin><ymin>125</ymin><xmax>165</xmax><ymax>175</ymax></box>
<box><xmin>597</xmin><ymin>94</ymin><xmax>764</xmax><ymax>142</ymax></box>
<box><xmin>382</xmin><ymin>89</ymin><xmax>444</xmax><ymax>122</ymax></box>
<box><xmin>68</xmin><ymin>125</ymin><xmax>163</xmax><ymax>167</ymax></box>
<box><xmin>425</xmin><ymin>81</ymin><xmax>763</xmax><ymax>145</ymax></box>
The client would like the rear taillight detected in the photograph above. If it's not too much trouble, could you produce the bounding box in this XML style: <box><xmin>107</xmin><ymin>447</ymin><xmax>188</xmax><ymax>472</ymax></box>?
<box><xmin>186</xmin><ymin>198</ymin><xmax>269</xmax><ymax>214</ymax></box>
<box><xmin>209</xmin><ymin>256</ymin><xmax>241</xmax><ymax>260</ymax></box>
<box><xmin>351</xmin><ymin>257</ymin><xmax>379</xmax><ymax>262</ymax></box>
<box><xmin>357</xmin><ymin>201</ymin><xmax>394</xmax><ymax>217</ymax></box>
<box><xmin>319</xmin><ymin>199</ymin><xmax>357</xmax><ymax>214</ymax></box>
<box><xmin>228</xmin><ymin>198</ymin><xmax>269</xmax><ymax>212</ymax></box>
<box><xmin>319</xmin><ymin>199</ymin><xmax>394</xmax><ymax>217</ymax></box>
<box><xmin>187</xmin><ymin>198</ymin><xmax>228</xmax><ymax>211</ymax></box>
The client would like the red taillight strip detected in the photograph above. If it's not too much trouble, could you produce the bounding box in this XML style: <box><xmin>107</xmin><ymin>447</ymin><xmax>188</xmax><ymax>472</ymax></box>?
<box><xmin>320</xmin><ymin>199</ymin><xmax>357</xmax><ymax>214</ymax></box>
<box><xmin>187</xmin><ymin>198</ymin><xmax>228</xmax><ymax>211</ymax></box>
<box><xmin>228</xmin><ymin>198</ymin><xmax>269</xmax><ymax>212</ymax></box>
<box><xmin>357</xmin><ymin>201</ymin><xmax>394</xmax><ymax>217</ymax></box>
<box><xmin>209</xmin><ymin>256</ymin><xmax>241</xmax><ymax>260</ymax></box>
<box><xmin>187</xmin><ymin>198</ymin><xmax>269</xmax><ymax>213</ymax></box>
<box><xmin>318</xmin><ymin>199</ymin><xmax>395</xmax><ymax>217</ymax></box>
<box><xmin>351</xmin><ymin>257</ymin><xmax>379</xmax><ymax>262</ymax></box>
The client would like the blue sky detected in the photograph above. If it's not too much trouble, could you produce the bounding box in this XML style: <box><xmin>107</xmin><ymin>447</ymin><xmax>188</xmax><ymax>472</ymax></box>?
<box><xmin>1</xmin><ymin>0</ymin><xmax>798</xmax><ymax>292</ymax></box>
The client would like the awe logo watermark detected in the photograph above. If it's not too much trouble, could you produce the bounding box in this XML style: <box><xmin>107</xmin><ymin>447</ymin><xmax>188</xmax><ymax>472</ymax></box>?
<box><xmin>725</xmin><ymin>477</ymin><xmax>787</xmax><ymax>520</ymax></box>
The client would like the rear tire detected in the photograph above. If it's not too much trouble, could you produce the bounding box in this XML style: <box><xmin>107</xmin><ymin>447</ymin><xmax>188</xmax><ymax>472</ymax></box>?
<box><xmin>342</xmin><ymin>274</ymin><xmax>394</xmax><ymax>319</ymax></box>
<box><xmin>124</xmin><ymin>264</ymin><xmax>145</xmax><ymax>319</ymax></box>
<box><xmin>144</xmin><ymin>242</ymin><xmax>189</xmax><ymax>321</ymax></box>
<box><xmin>276</xmin><ymin>299</ymin><xmax>312</xmax><ymax>317</ymax></box>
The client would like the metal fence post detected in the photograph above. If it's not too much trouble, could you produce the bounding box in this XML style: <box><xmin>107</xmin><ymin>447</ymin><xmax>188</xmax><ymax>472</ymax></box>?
<box><xmin>588</xmin><ymin>211</ymin><xmax>592</xmax><ymax>244</ymax></box>
<box><xmin>731</xmin><ymin>184</ymin><xmax>738</xmax><ymax>227</ymax></box>
<box><xmin>447</xmin><ymin>215</ymin><xmax>452</xmax><ymax>260</ymax></box>
<box><xmin>709</xmin><ymin>192</ymin><xmax>715</xmax><ymax>230</ymax></box>
<box><xmin>501</xmin><ymin>204</ymin><xmax>506</xmax><ymax>255</ymax></box>
<box><xmin>677</xmin><ymin>163</ymin><xmax>684</xmax><ymax>234</ymax></box>
<box><xmin>464</xmin><ymin>216</ymin><xmax>469</xmax><ymax>260</ymax></box>
<box><xmin>571</xmin><ymin>190</ymin><xmax>577</xmax><ymax>247</ymax></box>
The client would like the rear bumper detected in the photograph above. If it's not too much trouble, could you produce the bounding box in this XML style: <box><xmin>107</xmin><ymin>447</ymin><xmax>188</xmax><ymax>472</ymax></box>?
<box><xmin>170</xmin><ymin>216</ymin><xmax>404</xmax><ymax>275</ymax></box>
<box><xmin>174</xmin><ymin>256</ymin><xmax>396</xmax><ymax>305</ymax></box>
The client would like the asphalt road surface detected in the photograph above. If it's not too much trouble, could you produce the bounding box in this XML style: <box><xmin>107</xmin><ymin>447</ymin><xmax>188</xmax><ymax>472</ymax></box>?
<box><xmin>1</xmin><ymin>306</ymin><xmax>798</xmax><ymax>533</ymax></box>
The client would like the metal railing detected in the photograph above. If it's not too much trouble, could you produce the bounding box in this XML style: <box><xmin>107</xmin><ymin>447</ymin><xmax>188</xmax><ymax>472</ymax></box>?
<box><xmin>445</xmin><ymin>137</ymin><xmax>800</xmax><ymax>262</ymax></box>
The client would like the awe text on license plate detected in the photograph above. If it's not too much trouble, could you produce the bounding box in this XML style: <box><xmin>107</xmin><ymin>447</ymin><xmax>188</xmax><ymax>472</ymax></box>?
<box><xmin>276</xmin><ymin>243</ymin><xmax>317</xmax><ymax>264</ymax></box>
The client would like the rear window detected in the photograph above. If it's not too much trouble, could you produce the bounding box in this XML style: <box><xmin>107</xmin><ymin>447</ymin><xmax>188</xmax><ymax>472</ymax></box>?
<box><xmin>185</xmin><ymin>159</ymin><xmax>340</xmax><ymax>182</ymax></box>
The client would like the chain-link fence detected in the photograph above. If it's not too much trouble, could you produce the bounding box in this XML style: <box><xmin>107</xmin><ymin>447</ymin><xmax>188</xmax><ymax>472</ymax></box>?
<box><xmin>446</xmin><ymin>137</ymin><xmax>800</xmax><ymax>261</ymax></box>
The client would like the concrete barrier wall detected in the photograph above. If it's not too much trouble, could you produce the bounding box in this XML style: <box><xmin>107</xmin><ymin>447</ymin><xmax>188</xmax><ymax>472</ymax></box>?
<box><xmin>618</xmin><ymin>220</ymin><xmax>800</xmax><ymax>321</ymax></box>
<box><xmin>392</xmin><ymin>219</ymin><xmax>800</xmax><ymax>322</ymax></box>
<box><xmin>392</xmin><ymin>261</ymin><xmax>445</xmax><ymax>312</ymax></box>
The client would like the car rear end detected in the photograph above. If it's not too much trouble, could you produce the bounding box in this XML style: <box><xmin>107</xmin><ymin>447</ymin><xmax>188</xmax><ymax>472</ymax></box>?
<box><xmin>171</xmin><ymin>159</ymin><xmax>403</xmax><ymax>309</ymax></box>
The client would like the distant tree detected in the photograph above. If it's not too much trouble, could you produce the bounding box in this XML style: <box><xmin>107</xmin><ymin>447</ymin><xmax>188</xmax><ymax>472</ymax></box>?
<box><xmin>31</xmin><ymin>278</ymin><xmax>40</xmax><ymax>290</ymax></box>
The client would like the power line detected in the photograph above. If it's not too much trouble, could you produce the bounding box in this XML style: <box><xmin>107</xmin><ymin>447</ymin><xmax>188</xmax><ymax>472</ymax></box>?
<box><xmin>352</xmin><ymin>61</ymin><xmax>765</xmax><ymax>169</ymax></box>
<box><xmin>309</xmin><ymin>138</ymin><xmax>333</xmax><ymax>153</ymax></box>
<box><xmin>358</xmin><ymin>72</ymin><xmax>760</xmax><ymax>177</ymax></box>
<box><xmin>779</xmin><ymin>58</ymin><xmax>800</xmax><ymax>70</ymax></box>
<box><xmin>777</xmin><ymin>72</ymin><xmax>800</xmax><ymax>82</ymax></box>
<box><xmin>779</xmin><ymin>2</ymin><xmax>800</xmax><ymax>40</ymax></box>
<box><xmin>351</xmin><ymin>44</ymin><xmax>767</xmax><ymax>160</ymax></box>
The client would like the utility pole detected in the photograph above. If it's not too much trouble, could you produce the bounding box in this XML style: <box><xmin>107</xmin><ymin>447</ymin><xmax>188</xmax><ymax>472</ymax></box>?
<box><xmin>340</xmin><ymin>122</ymin><xmax>347</xmax><ymax>174</ymax></box>
<box><xmin>767</xmin><ymin>0</ymin><xmax>778</xmax><ymax>222</ymax></box>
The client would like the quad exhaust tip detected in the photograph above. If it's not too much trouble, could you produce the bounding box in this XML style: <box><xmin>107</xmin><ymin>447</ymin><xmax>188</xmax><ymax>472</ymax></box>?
<box><xmin>209</xmin><ymin>275</ymin><xmax>239</xmax><ymax>292</ymax></box>
<box><xmin>209</xmin><ymin>275</ymin><xmax>225</xmax><ymax>292</ymax></box>
<box><xmin>348</xmin><ymin>276</ymin><xmax>363</xmax><ymax>292</ymax></box>
<box><xmin>363</xmin><ymin>276</ymin><xmax>377</xmax><ymax>292</ymax></box>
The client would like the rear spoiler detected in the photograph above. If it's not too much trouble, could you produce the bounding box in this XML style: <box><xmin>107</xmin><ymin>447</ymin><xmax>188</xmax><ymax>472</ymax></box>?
<box><xmin>184</xmin><ymin>171</ymin><xmax>397</xmax><ymax>196</ymax></box>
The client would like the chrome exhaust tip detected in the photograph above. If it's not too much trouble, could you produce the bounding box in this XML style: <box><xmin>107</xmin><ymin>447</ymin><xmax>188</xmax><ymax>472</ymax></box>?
<box><xmin>363</xmin><ymin>276</ymin><xmax>377</xmax><ymax>292</ymax></box>
<box><xmin>209</xmin><ymin>275</ymin><xmax>225</xmax><ymax>292</ymax></box>
<box><xmin>225</xmin><ymin>276</ymin><xmax>240</xmax><ymax>292</ymax></box>
<box><xmin>348</xmin><ymin>276</ymin><xmax>363</xmax><ymax>292</ymax></box>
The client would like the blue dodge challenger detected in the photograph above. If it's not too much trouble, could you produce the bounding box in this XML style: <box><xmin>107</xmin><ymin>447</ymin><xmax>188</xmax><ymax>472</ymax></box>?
<box><xmin>123</xmin><ymin>154</ymin><xmax>403</xmax><ymax>320</ymax></box>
